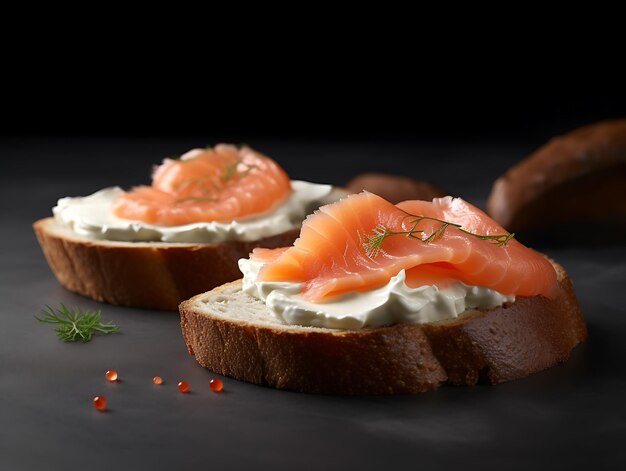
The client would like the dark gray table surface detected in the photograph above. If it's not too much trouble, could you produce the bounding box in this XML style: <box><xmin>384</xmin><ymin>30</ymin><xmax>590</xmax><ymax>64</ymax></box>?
<box><xmin>1</xmin><ymin>137</ymin><xmax>625</xmax><ymax>470</ymax></box>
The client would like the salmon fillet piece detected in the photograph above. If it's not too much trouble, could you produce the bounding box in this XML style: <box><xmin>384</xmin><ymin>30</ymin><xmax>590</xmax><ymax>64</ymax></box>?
<box><xmin>254</xmin><ymin>192</ymin><xmax>557</xmax><ymax>301</ymax></box>
<box><xmin>114</xmin><ymin>144</ymin><xmax>291</xmax><ymax>226</ymax></box>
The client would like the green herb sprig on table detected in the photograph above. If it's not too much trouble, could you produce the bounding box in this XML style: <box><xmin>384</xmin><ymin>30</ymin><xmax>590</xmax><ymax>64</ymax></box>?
<box><xmin>36</xmin><ymin>304</ymin><xmax>120</xmax><ymax>343</ymax></box>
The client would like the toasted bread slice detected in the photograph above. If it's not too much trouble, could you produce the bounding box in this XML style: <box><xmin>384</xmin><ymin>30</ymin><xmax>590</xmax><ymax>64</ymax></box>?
<box><xmin>487</xmin><ymin>119</ymin><xmax>626</xmax><ymax>233</ymax></box>
<box><xmin>34</xmin><ymin>217</ymin><xmax>299</xmax><ymax>310</ymax></box>
<box><xmin>179</xmin><ymin>259</ymin><xmax>586</xmax><ymax>394</ymax></box>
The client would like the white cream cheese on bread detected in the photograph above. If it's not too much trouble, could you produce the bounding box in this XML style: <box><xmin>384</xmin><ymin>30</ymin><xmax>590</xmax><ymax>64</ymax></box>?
<box><xmin>53</xmin><ymin>181</ymin><xmax>343</xmax><ymax>244</ymax></box>
<box><xmin>239</xmin><ymin>258</ymin><xmax>515</xmax><ymax>329</ymax></box>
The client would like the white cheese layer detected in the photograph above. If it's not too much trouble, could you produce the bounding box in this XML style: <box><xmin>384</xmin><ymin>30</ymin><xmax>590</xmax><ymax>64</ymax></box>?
<box><xmin>239</xmin><ymin>258</ymin><xmax>515</xmax><ymax>330</ymax></box>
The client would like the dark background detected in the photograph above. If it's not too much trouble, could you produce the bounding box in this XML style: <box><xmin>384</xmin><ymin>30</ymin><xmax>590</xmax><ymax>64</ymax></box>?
<box><xmin>4</xmin><ymin>91</ymin><xmax>625</xmax><ymax>141</ymax></box>
<box><xmin>2</xmin><ymin>86</ymin><xmax>626</xmax><ymax>470</ymax></box>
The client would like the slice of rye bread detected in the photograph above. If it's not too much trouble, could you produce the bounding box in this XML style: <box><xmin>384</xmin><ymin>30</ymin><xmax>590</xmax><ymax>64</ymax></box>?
<box><xmin>179</xmin><ymin>259</ymin><xmax>587</xmax><ymax>394</ymax></box>
<box><xmin>33</xmin><ymin>217</ymin><xmax>300</xmax><ymax>311</ymax></box>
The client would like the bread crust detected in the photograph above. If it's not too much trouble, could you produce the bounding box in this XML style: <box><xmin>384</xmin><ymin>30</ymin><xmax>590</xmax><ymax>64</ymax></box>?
<box><xmin>33</xmin><ymin>217</ymin><xmax>300</xmax><ymax>310</ymax></box>
<box><xmin>346</xmin><ymin>173</ymin><xmax>447</xmax><ymax>204</ymax></box>
<box><xmin>179</xmin><ymin>261</ymin><xmax>586</xmax><ymax>394</ymax></box>
<box><xmin>487</xmin><ymin>119</ymin><xmax>626</xmax><ymax>232</ymax></box>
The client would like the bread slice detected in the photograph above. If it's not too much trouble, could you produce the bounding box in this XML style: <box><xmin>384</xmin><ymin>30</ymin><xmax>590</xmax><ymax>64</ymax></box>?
<box><xmin>345</xmin><ymin>173</ymin><xmax>447</xmax><ymax>204</ymax></box>
<box><xmin>34</xmin><ymin>217</ymin><xmax>300</xmax><ymax>311</ymax></box>
<box><xmin>487</xmin><ymin>119</ymin><xmax>626</xmax><ymax>233</ymax></box>
<box><xmin>179</xmin><ymin>259</ymin><xmax>586</xmax><ymax>394</ymax></box>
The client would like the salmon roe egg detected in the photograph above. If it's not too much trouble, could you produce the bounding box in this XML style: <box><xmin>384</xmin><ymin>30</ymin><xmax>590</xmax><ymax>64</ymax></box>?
<box><xmin>178</xmin><ymin>381</ymin><xmax>190</xmax><ymax>393</ymax></box>
<box><xmin>93</xmin><ymin>396</ymin><xmax>107</xmax><ymax>412</ymax></box>
<box><xmin>153</xmin><ymin>376</ymin><xmax>163</xmax><ymax>385</ymax></box>
<box><xmin>105</xmin><ymin>370</ymin><xmax>118</xmax><ymax>382</ymax></box>
<box><xmin>209</xmin><ymin>378</ymin><xmax>223</xmax><ymax>393</ymax></box>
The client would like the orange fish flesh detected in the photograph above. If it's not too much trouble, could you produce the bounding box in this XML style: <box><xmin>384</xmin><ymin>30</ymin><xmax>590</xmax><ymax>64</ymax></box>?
<box><xmin>253</xmin><ymin>192</ymin><xmax>557</xmax><ymax>302</ymax></box>
<box><xmin>113</xmin><ymin>144</ymin><xmax>291</xmax><ymax>226</ymax></box>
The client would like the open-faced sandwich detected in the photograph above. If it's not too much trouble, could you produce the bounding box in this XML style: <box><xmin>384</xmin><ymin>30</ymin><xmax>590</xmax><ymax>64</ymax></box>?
<box><xmin>34</xmin><ymin>144</ymin><xmax>344</xmax><ymax>310</ymax></box>
<box><xmin>180</xmin><ymin>192</ymin><xmax>587</xmax><ymax>394</ymax></box>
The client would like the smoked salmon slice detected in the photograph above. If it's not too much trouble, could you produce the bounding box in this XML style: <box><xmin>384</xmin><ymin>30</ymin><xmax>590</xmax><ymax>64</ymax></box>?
<box><xmin>253</xmin><ymin>192</ymin><xmax>557</xmax><ymax>302</ymax></box>
<box><xmin>113</xmin><ymin>144</ymin><xmax>292</xmax><ymax>226</ymax></box>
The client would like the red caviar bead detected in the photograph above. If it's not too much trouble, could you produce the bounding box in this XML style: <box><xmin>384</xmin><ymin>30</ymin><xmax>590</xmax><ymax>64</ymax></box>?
<box><xmin>209</xmin><ymin>378</ymin><xmax>223</xmax><ymax>393</ymax></box>
<box><xmin>178</xmin><ymin>381</ymin><xmax>190</xmax><ymax>393</ymax></box>
<box><xmin>105</xmin><ymin>370</ymin><xmax>118</xmax><ymax>382</ymax></box>
<box><xmin>93</xmin><ymin>396</ymin><xmax>107</xmax><ymax>412</ymax></box>
<box><xmin>153</xmin><ymin>376</ymin><xmax>163</xmax><ymax>385</ymax></box>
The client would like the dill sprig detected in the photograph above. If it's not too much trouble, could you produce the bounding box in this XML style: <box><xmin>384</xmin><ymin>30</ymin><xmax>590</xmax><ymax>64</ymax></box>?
<box><xmin>362</xmin><ymin>213</ymin><xmax>515</xmax><ymax>260</ymax></box>
<box><xmin>35</xmin><ymin>304</ymin><xmax>120</xmax><ymax>343</ymax></box>
<box><xmin>221</xmin><ymin>157</ymin><xmax>242</xmax><ymax>182</ymax></box>
<box><xmin>221</xmin><ymin>157</ymin><xmax>258</xmax><ymax>183</ymax></box>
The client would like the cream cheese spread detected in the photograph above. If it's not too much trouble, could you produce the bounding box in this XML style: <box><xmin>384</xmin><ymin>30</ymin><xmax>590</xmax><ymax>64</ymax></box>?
<box><xmin>239</xmin><ymin>258</ymin><xmax>515</xmax><ymax>329</ymax></box>
<box><xmin>53</xmin><ymin>181</ymin><xmax>342</xmax><ymax>244</ymax></box>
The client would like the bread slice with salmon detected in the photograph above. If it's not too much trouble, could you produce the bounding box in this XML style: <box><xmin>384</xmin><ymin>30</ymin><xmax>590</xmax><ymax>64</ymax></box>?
<box><xmin>179</xmin><ymin>193</ymin><xmax>587</xmax><ymax>394</ymax></box>
<box><xmin>34</xmin><ymin>145</ymin><xmax>345</xmax><ymax>310</ymax></box>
